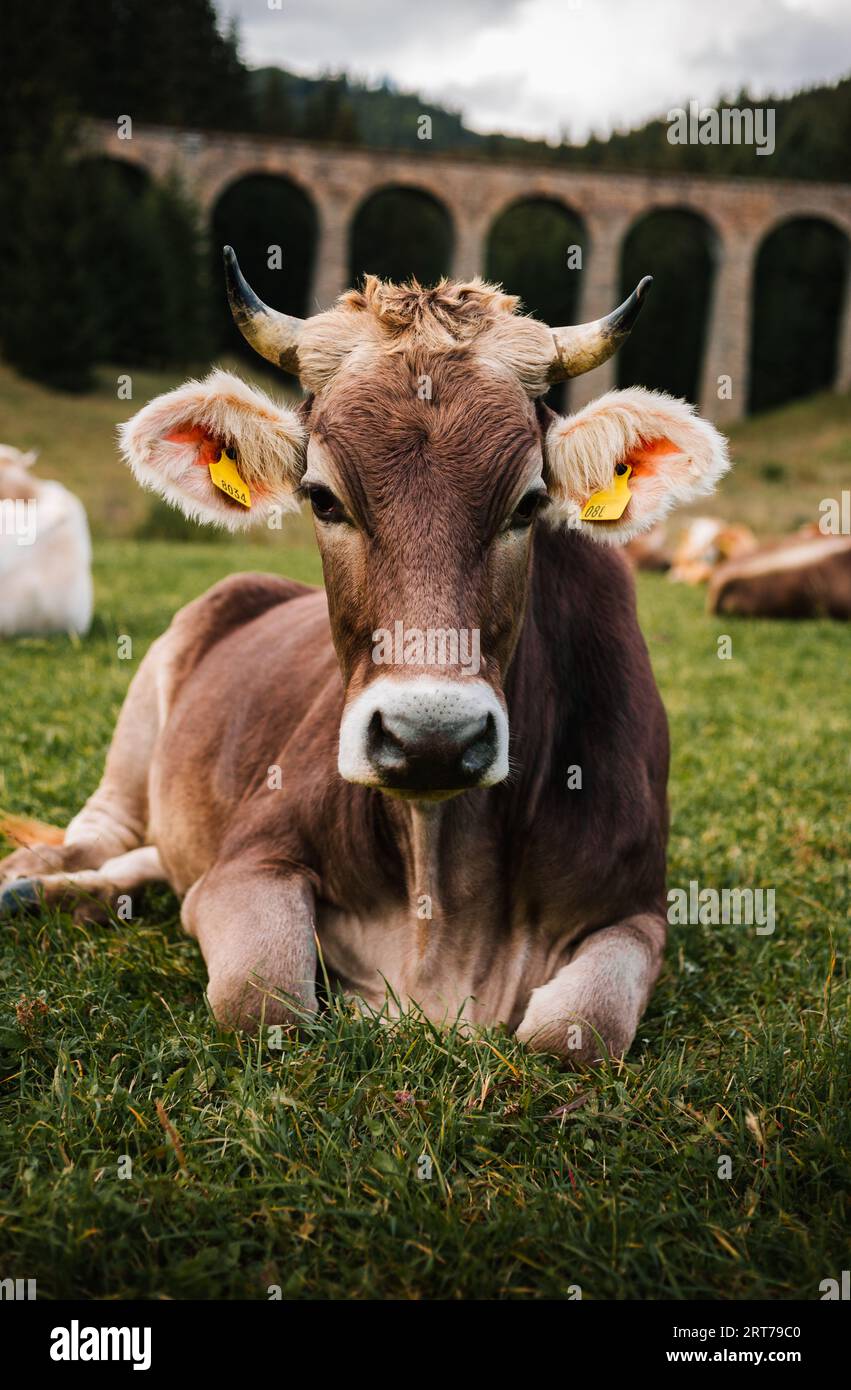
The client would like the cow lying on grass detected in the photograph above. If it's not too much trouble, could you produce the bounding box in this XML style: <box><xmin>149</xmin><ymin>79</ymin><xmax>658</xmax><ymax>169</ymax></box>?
<box><xmin>0</xmin><ymin>255</ymin><xmax>730</xmax><ymax>1065</ymax></box>
<box><xmin>709</xmin><ymin>530</ymin><xmax>851</xmax><ymax>618</ymax></box>
<box><xmin>0</xmin><ymin>445</ymin><xmax>93</xmax><ymax>637</ymax></box>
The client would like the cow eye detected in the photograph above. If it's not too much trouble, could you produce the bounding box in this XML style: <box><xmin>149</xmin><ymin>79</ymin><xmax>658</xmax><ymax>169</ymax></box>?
<box><xmin>307</xmin><ymin>484</ymin><xmax>346</xmax><ymax>524</ymax></box>
<box><xmin>509</xmin><ymin>490</ymin><xmax>547</xmax><ymax>529</ymax></box>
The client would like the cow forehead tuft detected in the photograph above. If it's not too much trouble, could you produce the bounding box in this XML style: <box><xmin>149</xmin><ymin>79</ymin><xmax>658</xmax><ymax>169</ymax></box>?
<box><xmin>297</xmin><ymin>276</ymin><xmax>555</xmax><ymax>398</ymax></box>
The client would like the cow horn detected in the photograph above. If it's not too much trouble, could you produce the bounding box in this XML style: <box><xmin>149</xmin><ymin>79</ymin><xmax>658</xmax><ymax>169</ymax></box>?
<box><xmin>223</xmin><ymin>245</ymin><xmax>303</xmax><ymax>375</ymax></box>
<box><xmin>548</xmin><ymin>276</ymin><xmax>653</xmax><ymax>382</ymax></box>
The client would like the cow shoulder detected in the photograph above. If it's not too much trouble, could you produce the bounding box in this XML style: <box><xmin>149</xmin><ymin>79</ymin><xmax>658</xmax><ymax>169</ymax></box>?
<box><xmin>530</xmin><ymin>525</ymin><xmax>660</xmax><ymax>718</ymax></box>
<box><xmin>156</xmin><ymin>571</ymin><xmax>317</xmax><ymax>717</ymax></box>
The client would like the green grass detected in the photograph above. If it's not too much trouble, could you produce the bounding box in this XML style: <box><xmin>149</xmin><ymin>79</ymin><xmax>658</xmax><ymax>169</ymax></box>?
<box><xmin>0</xmin><ymin>539</ymin><xmax>848</xmax><ymax>1299</ymax></box>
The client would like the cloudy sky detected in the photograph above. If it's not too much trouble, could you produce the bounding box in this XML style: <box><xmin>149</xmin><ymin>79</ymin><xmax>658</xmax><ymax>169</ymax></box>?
<box><xmin>220</xmin><ymin>0</ymin><xmax>851</xmax><ymax>141</ymax></box>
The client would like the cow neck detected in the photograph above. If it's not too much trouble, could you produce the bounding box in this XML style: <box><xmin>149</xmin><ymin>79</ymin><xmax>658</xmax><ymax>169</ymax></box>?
<box><xmin>500</xmin><ymin>532</ymin><xmax>564</xmax><ymax>821</ymax></box>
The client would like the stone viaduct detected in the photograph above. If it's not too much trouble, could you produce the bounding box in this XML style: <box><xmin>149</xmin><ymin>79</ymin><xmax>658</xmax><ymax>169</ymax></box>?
<box><xmin>82</xmin><ymin>120</ymin><xmax>851</xmax><ymax>421</ymax></box>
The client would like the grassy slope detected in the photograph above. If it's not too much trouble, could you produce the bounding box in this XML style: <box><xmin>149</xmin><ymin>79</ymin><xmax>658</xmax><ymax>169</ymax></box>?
<box><xmin>1</xmin><ymin>361</ymin><xmax>849</xmax><ymax>539</ymax></box>
<box><xmin>0</xmin><ymin>540</ymin><xmax>848</xmax><ymax>1299</ymax></box>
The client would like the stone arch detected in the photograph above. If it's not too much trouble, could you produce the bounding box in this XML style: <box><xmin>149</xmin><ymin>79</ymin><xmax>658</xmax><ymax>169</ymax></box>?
<box><xmin>349</xmin><ymin>185</ymin><xmax>454</xmax><ymax>287</ymax></box>
<box><xmin>749</xmin><ymin>215</ymin><xmax>850</xmax><ymax>413</ymax></box>
<box><xmin>485</xmin><ymin>196</ymin><xmax>587</xmax><ymax>325</ymax></box>
<box><xmin>210</xmin><ymin>172</ymin><xmax>319</xmax><ymax>356</ymax></box>
<box><xmin>75</xmin><ymin>154</ymin><xmax>151</xmax><ymax>201</ymax></box>
<box><xmin>617</xmin><ymin>207</ymin><xmax>717</xmax><ymax>402</ymax></box>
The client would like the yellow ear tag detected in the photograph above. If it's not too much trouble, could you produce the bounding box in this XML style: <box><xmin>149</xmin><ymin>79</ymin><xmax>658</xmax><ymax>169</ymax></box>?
<box><xmin>209</xmin><ymin>448</ymin><xmax>251</xmax><ymax>508</ymax></box>
<box><xmin>580</xmin><ymin>463</ymin><xmax>632</xmax><ymax>521</ymax></box>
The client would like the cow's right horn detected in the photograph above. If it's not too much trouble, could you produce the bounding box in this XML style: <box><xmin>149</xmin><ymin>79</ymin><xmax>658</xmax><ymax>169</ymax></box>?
<box><xmin>223</xmin><ymin>246</ymin><xmax>303</xmax><ymax>375</ymax></box>
<box><xmin>548</xmin><ymin>276</ymin><xmax>652</xmax><ymax>382</ymax></box>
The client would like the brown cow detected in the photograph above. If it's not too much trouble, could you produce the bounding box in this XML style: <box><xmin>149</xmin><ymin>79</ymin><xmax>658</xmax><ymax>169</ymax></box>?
<box><xmin>709</xmin><ymin>532</ymin><xmax>851</xmax><ymax>618</ymax></box>
<box><xmin>0</xmin><ymin>256</ymin><xmax>729</xmax><ymax>1065</ymax></box>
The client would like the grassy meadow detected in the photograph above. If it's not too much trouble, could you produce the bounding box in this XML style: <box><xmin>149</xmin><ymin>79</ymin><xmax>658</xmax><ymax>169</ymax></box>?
<box><xmin>0</xmin><ymin>368</ymin><xmax>848</xmax><ymax>1300</ymax></box>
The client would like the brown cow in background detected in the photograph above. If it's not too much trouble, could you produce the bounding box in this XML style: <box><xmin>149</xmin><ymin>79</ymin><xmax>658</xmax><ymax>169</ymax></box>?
<box><xmin>709</xmin><ymin>532</ymin><xmax>851</xmax><ymax>618</ymax></box>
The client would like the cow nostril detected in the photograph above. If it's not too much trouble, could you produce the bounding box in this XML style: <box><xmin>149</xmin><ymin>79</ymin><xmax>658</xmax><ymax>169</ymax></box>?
<box><xmin>459</xmin><ymin>711</ymin><xmax>497</xmax><ymax>776</ymax></box>
<box><xmin>367</xmin><ymin>709</ymin><xmax>407</xmax><ymax>771</ymax></box>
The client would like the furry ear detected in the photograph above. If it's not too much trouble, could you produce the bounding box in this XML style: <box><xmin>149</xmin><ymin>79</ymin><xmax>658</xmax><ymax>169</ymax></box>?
<box><xmin>118</xmin><ymin>368</ymin><xmax>305</xmax><ymax>531</ymax></box>
<box><xmin>544</xmin><ymin>387</ymin><xmax>730</xmax><ymax>544</ymax></box>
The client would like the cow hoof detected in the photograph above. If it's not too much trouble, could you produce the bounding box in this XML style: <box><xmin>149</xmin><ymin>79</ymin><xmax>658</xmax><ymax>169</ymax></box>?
<box><xmin>0</xmin><ymin>878</ymin><xmax>41</xmax><ymax>916</ymax></box>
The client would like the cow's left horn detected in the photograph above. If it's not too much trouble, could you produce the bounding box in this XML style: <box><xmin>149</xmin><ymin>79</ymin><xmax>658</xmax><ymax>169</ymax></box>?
<box><xmin>223</xmin><ymin>245</ymin><xmax>303</xmax><ymax>375</ymax></box>
<box><xmin>548</xmin><ymin>276</ymin><xmax>652</xmax><ymax>382</ymax></box>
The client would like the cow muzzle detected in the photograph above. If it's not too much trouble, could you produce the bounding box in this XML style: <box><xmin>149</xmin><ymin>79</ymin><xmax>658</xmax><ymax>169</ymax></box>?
<box><xmin>338</xmin><ymin>676</ymin><xmax>509</xmax><ymax>796</ymax></box>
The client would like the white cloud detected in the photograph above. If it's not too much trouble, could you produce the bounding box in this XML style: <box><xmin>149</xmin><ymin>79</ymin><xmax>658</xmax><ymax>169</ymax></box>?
<box><xmin>221</xmin><ymin>0</ymin><xmax>851</xmax><ymax>140</ymax></box>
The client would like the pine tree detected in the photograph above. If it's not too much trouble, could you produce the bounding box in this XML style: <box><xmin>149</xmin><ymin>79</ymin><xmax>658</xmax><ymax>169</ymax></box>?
<box><xmin>153</xmin><ymin>174</ymin><xmax>212</xmax><ymax>366</ymax></box>
<box><xmin>2</xmin><ymin>131</ymin><xmax>100</xmax><ymax>391</ymax></box>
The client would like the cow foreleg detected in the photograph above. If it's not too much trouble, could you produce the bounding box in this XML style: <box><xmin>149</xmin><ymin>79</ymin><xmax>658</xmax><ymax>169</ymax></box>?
<box><xmin>0</xmin><ymin>846</ymin><xmax>166</xmax><ymax>923</ymax></box>
<box><xmin>516</xmin><ymin>913</ymin><xmax>666</xmax><ymax>1066</ymax></box>
<box><xmin>181</xmin><ymin>864</ymin><xmax>318</xmax><ymax>1033</ymax></box>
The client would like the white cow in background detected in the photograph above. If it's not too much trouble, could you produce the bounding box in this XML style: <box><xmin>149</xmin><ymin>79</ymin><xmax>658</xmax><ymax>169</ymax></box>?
<box><xmin>0</xmin><ymin>446</ymin><xmax>93</xmax><ymax>637</ymax></box>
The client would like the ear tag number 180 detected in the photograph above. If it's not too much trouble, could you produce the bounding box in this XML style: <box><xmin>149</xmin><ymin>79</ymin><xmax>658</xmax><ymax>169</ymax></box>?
<box><xmin>581</xmin><ymin>462</ymin><xmax>632</xmax><ymax>521</ymax></box>
<box><xmin>209</xmin><ymin>448</ymin><xmax>251</xmax><ymax>508</ymax></box>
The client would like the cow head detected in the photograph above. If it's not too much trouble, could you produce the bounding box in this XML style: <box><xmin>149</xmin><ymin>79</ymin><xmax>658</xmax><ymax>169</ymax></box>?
<box><xmin>120</xmin><ymin>249</ymin><xmax>729</xmax><ymax>799</ymax></box>
<box><xmin>0</xmin><ymin>445</ymin><xmax>39</xmax><ymax>503</ymax></box>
